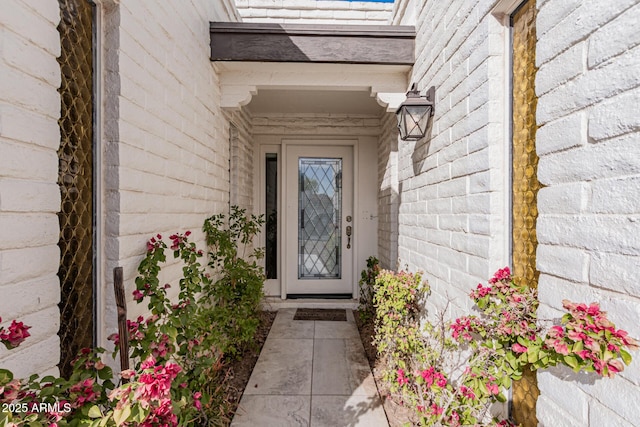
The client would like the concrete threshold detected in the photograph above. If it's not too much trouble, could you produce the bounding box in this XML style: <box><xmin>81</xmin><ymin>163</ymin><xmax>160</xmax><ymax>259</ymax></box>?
<box><xmin>261</xmin><ymin>297</ymin><xmax>359</xmax><ymax>311</ymax></box>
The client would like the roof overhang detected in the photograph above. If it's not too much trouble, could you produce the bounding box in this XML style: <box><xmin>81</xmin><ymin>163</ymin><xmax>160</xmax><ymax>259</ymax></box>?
<box><xmin>210</xmin><ymin>22</ymin><xmax>415</xmax><ymax>112</ymax></box>
<box><xmin>210</xmin><ymin>22</ymin><xmax>415</xmax><ymax>65</ymax></box>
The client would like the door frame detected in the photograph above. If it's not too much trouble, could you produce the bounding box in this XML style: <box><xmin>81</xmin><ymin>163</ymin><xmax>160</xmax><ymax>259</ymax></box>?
<box><xmin>281</xmin><ymin>139</ymin><xmax>359</xmax><ymax>299</ymax></box>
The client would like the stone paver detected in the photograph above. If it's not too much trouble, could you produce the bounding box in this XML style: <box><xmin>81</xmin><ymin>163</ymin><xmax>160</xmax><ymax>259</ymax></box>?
<box><xmin>231</xmin><ymin>308</ymin><xmax>389</xmax><ymax>427</ymax></box>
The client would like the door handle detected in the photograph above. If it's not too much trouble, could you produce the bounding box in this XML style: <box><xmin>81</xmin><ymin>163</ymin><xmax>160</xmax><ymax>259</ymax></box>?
<box><xmin>346</xmin><ymin>225</ymin><xmax>352</xmax><ymax>249</ymax></box>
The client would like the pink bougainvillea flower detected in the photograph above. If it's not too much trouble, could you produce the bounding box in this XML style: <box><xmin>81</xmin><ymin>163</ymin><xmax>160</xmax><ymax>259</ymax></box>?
<box><xmin>615</xmin><ymin>329</ymin><xmax>640</xmax><ymax>350</ymax></box>
<box><xmin>0</xmin><ymin>379</ymin><xmax>22</xmax><ymax>403</ymax></box>
<box><xmin>568</xmin><ymin>329</ymin><xmax>586</xmax><ymax>342</ymax></box>
<box><xmin>193</xmin><ymin>391</ymin><xmax>202</xmax><ymax>410</ymax></box>
<box><xmin>132</xmin><ymin>289</ymin><xmax>145</xmax><ymax>301</ymax></box>
<box><xmin>397</xmin><ymin>369</ymin><xmax>409</xmax><ymax>386</ymax></box>
<box><xmin>429</xmin><ymin>403</ymin><xmax>444</xmax><ymax>416</ymax></box>
<box><xmin>460</xmin><ymin>385</ymin><xmax>476</xmax><ymax>400</ymax></box>
<box><xmin>486</xmin><ymin>381</ymin><xmax>499</xmax><ymax>395</ymax></box>
<box><xmin>546</xmin><ymin>339</ymin><xmax>570</xmax><ymax>355</ymax></box>
<box><xmin>69</xmin><ymin>377</ymin><xmax>97</xmax><ymax>407</ymax></box>
<box><xmin>150</xmin><ymin>334</ymin><xmax>172</xmax><ymax>359</ymax></box>
<box><xmin>449</xmin><ymin>410</ymin><xmax>461</xmax><ymax>427</ymax></box>
<box><xmin>450</xmin><ymin>317</ymin><xmax>474</xmax><ymax>341</ymax></box>
<box><xmin>489</xmin><ymin>266</ymin><xmax>511</xmax><ymax>284</ymax></box>
<box><xmin>606</xmin><ymin>359</ymin><xmax>624</xmax><ymax>377</ymax></box>
<box><xmin>547</xmin><ymin>325</ymin><xmax>564</xmax><ymax>339</ymax></box>
<box><xmin>120</xmin><ymin>369</ymin><xmax>135</xmax><ymax>380</ymax></box>
<box><xmin>575</xmin><ymin>350</ymin><xmax>591</xmax><ymax>360</ymax></box>
<box><xmin>586</xmin><ymin>303</ymin><xmax>601</xmax><ymax>317</ymax></box>
<box><xmin>512</xmin><ymin>343</ymin><xmax>528</xmax><ymax>353</ymax></box>
<box><xmin>141</xmin><ymin>356</ymin><xmax>157</xmax><ymax>370</ymax></box>
<box><xmin>0</xmin><ymin>320</ymin><xmax>31</xmax><ymax>349</ymax></box>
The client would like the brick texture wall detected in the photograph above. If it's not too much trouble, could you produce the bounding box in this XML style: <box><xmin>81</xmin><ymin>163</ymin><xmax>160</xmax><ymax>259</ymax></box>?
<box><xmin>0</xmin><ymin>1</ymin><xmax>62</xmax><ymax>377</ymax></box>
<box><xmin>227</xmin><ymin>107</ymin><xmax>254</xmax><ymax>212</ymax></box>
<box><xmin>252</xmin><ymin>113</ymin><xmax>382</xmax><ymax>136</ymax></box>
<box><xmin>535</xmin><ymin>1</ymin><xmax>640</xmax><ymax>425</ymax></box>
<box><xmin>378</xmin><ymin>111</ymin><xmax>399</xmax><ymax>269</ymax></box>
<box><xmin>101</xmin><ymin>0</ymin><xmax>238</xmax><ymax>337</ymax></box>
<box><xmin>392</xmin><ymin>0</ymin><xmax>509</xmax><ymax>315</ymax></box>
<box><xmin>390</xmin><ymin>0</ymin><xmax>640</xmax><ymax>424</ymax></box>
<box><xmin>235</xmin><ymin>0</ymin><xmax>393</xmax><ymax>24</ymax></box>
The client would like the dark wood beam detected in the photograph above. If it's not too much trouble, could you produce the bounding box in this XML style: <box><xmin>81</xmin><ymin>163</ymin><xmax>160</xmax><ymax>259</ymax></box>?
<box><xmin>210</xmin><ymin>22</ymin><xmax>415</xmax><ymax>65</ymax></box>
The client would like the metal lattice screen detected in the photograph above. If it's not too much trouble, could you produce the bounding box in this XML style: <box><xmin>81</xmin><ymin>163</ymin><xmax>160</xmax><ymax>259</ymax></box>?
<box><xmin>57</xmin><ymin>0</ymin><xmax>95</xmax><ymax>378</ymax></box>
<box><xmin>511</xmin><ymin>0</ymin><xmax>541</xmax><ymax>424</ymax></box>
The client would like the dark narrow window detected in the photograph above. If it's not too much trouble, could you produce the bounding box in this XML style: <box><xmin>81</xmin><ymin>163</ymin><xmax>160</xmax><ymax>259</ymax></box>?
<box><xmin>265</xmin><ymin>154</ymin><xmax>278</xmax><ymax>279</ymax></box>
<box><xmin>57</xmin><ymin>0</ymin><xmax>95</xmax><ymax>378</ymax></box>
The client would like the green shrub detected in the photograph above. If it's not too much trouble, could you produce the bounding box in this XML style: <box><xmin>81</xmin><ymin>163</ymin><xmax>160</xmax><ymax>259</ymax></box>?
<box><xmin>203</xmin><ymin>206</ymin><xmax>265</xmax><ymax>357</ymax></box>
<box><xmin>371</xmin><ymin>267</ymin><xmax>639</xmax><ymax>426</ymax></box>
<box><xmin>373</xmin><ymin>269</ymin><xmax>429</xmax><ymax>386</ymax></box>
<box><xmin>357</xmin><ymin>256</ymin><xmax>380</xmax><ymax>322</ymax></box>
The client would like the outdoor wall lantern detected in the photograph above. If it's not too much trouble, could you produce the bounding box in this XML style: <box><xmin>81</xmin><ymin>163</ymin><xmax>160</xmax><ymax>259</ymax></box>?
<box><xmin>395</xmin><ymin>84</ymin><xmax>435</xmax><ymax>141</ymax></box>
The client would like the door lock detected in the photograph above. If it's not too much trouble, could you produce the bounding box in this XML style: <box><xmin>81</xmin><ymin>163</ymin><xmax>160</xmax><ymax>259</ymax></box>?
<box><xmin>346</xmin><ymin>225</ymin><xmax>352</xmax><ymax>249</ymax></box>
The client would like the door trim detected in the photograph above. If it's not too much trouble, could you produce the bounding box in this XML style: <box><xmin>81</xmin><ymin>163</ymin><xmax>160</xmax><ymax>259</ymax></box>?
<box><xmin>281</xmin><ymin>139</ymin><xmax>359</xmax><ymax>299</ymax></box>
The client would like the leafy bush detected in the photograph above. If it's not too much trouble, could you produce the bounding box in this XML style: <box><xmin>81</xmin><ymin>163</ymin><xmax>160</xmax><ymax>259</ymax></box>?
<box><xmin>203</xmin><ymin>206</ymin><xmax>265</xmax><ymax>357</ymax></box>
<box><xmin>0</xmin><ymin>206</ymin><xmax>266</xmax><ymax>426</ymax></box>
<box><xmin>357</xmin><ymin>256</ymin><xmax>380</xmax><ymax>322</ymax></box>
<box><xmin>369</xmin><ymin>266</ymin><xmax>639</xmax><ymax>426</ymax></box>
<box><xmin>373</xmin><ymin>269</ymin><xmax>429</xmax><ymax>386</ymax></box>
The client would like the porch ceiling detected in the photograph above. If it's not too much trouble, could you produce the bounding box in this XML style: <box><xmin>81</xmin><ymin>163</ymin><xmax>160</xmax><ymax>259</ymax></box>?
<box><xmin>246</xmin><ymin>89</ymin><xmax>384</xmax><ymax>115</ymax></box>
<box><xmin>214</xmin><ymin>62</ymin><xmax>411</xmax><ymax>112</ymax></box>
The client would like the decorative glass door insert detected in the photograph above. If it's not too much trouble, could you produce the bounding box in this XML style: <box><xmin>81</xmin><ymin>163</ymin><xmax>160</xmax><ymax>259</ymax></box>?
<box><xmin>285</xmin><ymin>144</ymin><xmax>353</xmax><ymax>296</ymax></box>
<box><xmin>298</xmin><ymin>158</ymin><xmax>342</xmax><ymax>279</ymax></box>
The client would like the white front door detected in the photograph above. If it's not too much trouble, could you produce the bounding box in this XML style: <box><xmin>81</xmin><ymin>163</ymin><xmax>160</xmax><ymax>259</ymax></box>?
<box><xmin>285</xmin><ymin>144</ymin><xmax>354</xmax><ymax>295</ymax></box>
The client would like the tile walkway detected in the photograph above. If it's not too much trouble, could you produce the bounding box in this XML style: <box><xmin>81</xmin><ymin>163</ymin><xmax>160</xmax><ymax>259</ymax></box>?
<box><xmin>231</xmin><ymin>308</ymin><xmax>389</xmax><ymax>427</ymax></box>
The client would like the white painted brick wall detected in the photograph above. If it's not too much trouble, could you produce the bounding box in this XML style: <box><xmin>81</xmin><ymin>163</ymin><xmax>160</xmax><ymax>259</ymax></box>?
<box><xmin>227</xmin><ymin>107</ymin><xmax>254</xmax><ymax>211</ymax></box>
<box><xmin>536</xmin><ymin>0</ymin><xmax>640</xmax><ymax>425</ymax></box>
<box><xmin>391</xmin><ymin>0</ymin><xmax>509</xmax><ymax>318</ymax></box>
<box><xmin>102</xmin><ymin>0</ymin><xmax>238</xmax><ymax>333</ymax></box>
<box><xmin>235</xmin><ymin>0</ymin><xmax>393</xmax><ymax>24</ymax></box>
<box><xmin>251</xmin><ymin>113</ymin><xmax>381</xmax><ymax>136</ymax></box>
<box><xmin>378</xmin><ymin>112</ymin><xmax>399</xmax><ymax>269</ymax></box>
<box><xmin>0</xmin><ymin>0</ymin><xmax>62</xmax><ymax>377</ymax></box>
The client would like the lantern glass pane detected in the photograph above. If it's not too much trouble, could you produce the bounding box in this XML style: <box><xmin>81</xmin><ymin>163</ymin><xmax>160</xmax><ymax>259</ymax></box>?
<box><xmin>399</xmin><ymin>105</ymin><xmax>430</xmax><ymax>139</ymax></box>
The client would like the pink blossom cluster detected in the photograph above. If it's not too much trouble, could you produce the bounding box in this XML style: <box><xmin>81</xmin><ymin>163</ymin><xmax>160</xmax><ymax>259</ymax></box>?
<box><xmin>450</xmin><ymin>317</ymin><xmax>475</xmax><ymax>341</ymax></box>
<box><xmin>488</xmin><ymin>267</ymin><xmax>511</xmax><ymax>284</ymax></box>
<box><xmin>133</xmin><ymin>282</ymin><xmax>171</xmax><ymax>302</ymax></box>
<box><xmin>0</xmin><ymin>379</ymin><xmax>21</xmax><ymax>403</ymax></box>
<box><xmin>0</xmin><ymin>318</ymin><xmax>31</xmax><ymax>349</ymax></box>
<box><xmin>419</xmin><ymin>367</ymin><xmax>447</xmax><ymax>389</ymax></box>
<box><xmin>110</xmin><ymin>357</ymin><xmax>183</xmax><ymax>426</ymax></box>
<box><xmin>169</xmin><ymin>231</ymin><xmax>190</xmax><ymax>250</ymax></box>
<box><xmin>396</xmin><ymin>368</ymin><xmax>409</xmax><ymax>386</ymax></box>
<box><xmin>107</xmin><ymin>316</ymin><xmax>145</xmax><ymax>344</ymax></box>
<box><xmin>150</xmin><ymin>334</ymin><xmax>173</xmax><ymax>359</ymax></box>
<box><xmin>69</xmin><ymin>378</ymin><xmax>98</xmax><ymax>408</ymax></box>
<box><xmin>146</xmin><ymin>234</ymin><xmax>164</xmax><ymax>252</ymax></box>
<box><xmin>471</xmin><ymin>267</ymin><xmax>524</xmax><ymax>303</ymax></box>
<box><xmin>544</xmin><ymin>300</ymin><xmax>639</xmax><ymax>377</ymax></box>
